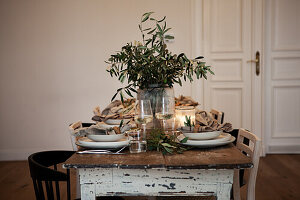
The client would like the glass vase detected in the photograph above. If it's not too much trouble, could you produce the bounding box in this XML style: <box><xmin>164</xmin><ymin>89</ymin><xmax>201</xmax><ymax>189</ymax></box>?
<box><xmin>137</xmin><ymin>85</ymin><xmax>175</xmax><ymax>129</ymax></box>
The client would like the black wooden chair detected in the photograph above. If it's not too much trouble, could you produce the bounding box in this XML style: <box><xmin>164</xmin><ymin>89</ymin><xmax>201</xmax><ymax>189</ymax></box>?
<box><xmin>28</xmin><ymin>150</ymin><xmax>75</xmax><ymax>200</ymax></box>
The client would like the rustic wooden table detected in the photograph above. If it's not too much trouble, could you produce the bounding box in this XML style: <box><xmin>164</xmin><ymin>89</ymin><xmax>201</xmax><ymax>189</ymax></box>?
<box><xmin>63</xmin><ymin>144</ymin><xmax>252</xmax><ymax>200</ymax></box>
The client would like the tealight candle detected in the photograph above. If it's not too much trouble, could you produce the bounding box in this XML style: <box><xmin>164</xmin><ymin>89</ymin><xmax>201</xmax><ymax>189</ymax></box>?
<box><xmin>175</xmin><ymin>106</ymin><xmax>196</xmax><ymax>128</ymax></box>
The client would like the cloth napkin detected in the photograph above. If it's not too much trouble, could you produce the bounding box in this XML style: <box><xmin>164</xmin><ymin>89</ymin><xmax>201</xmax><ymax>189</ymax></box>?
<box><xmin>193</xmin><ymin>110</ymin><xmax>233</xmax><ymax>132</ymax></box>
<box><xmin>92</xmin><ymin>99</ymin><xmax>135</xmax><ymax>122</ymax></box>
<box><xmin>175</xmin><ymin>95</ymin><xmax>199</xmax><ymax>107</ymax></box>
<box><xmin>69</xmin><ymin>121</ymin><xmax>87</xmax><ymax>137</ymax></box>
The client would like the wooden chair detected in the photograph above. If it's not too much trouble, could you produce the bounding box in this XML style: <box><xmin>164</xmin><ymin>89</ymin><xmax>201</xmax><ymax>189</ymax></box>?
<box><xmin>210</xmin><ymin>109</ymin><xmax>224</xmax><ymax>124</ymax></box>
<box><xmin>69</xmin><ymin>121</ymin><xmax>94</xmax><ymax>151</ymax></box>
<box><xmin>233</xmin><ymin>129</ymin><xmax>261</xmax><ymax>200</ymax></box>
<box><xmin>28</xmin><ymin>150</ymin><xmax>75</xmax><ymax>200</ymax></box>
<box><xmin>68</xmin><ymin>122</ymin><xmax>94</xmax><ymax>198</ymax></box>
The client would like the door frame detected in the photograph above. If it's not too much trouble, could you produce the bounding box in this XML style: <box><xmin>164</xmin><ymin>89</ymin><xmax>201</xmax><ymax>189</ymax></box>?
<box><xmin>190</xmin><ymin>0</ymin><xmax>265</xmax><ymax>155</ymax></box>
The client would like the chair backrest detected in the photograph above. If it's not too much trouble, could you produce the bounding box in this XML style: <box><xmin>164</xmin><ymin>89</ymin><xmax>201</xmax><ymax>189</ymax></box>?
<box><xmin>210</xmin><ymin>109</ymin><xmax>224</xmax><ymax>124</ymax></box>
<box><xmin>234</xmin><ymin>129</ymin><xmax>261</xmax><ymax>200</ymax></box>
<box><xmin>68</xmin><ymin>121</ymin><xmax>94</xmax><ymax>151</ymax></box>
<box><xmin>28</xmin><ymin>151</ymin><xmax>75</xmax><ymax>200</ymax></box>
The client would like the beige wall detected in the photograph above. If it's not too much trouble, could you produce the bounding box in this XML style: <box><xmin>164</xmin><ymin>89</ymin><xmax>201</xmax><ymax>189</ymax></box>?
<box><xmin>0</xmin><ymin>0</ymin><xmax>194</xmax><ymax>160</ymax></box>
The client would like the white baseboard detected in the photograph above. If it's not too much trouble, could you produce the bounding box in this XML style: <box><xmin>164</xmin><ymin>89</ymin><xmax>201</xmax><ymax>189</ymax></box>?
<box><xmin>0</xmin><ymin>147</ymin><xmax>72</xmax><ymax>161</ymax></box>
<box><xmin>267</xmin><ymin>145</ymin><xmax>300</xmax><ymax>154</ymax></box>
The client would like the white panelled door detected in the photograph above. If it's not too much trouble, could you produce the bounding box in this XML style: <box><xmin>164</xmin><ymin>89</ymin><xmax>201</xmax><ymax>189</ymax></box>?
<box><xmin>199</xmin><ymin>0</ymin><xmax>300</xmax><ymax>154</ymax></box>
<box><xmin>264</xmin><ymin>0</ymin><xmax>300</xmax><ymax>153</ymax></box>
<box><xmin>202</xmin><ymin>0</ymin><xmax>260</xmax><ymax>133</ymax></box>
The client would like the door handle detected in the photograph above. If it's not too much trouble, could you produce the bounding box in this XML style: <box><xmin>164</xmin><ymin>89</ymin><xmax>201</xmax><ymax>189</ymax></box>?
<box><xmin>247</xmin><ymin>51</ymin><xmax>260</xmax><ymax>76</ymax></box>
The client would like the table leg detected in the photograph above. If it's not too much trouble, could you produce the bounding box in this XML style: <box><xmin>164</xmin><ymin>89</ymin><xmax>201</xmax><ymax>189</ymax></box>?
<box><xmin>216</xmin><ymin>183</ymin><xmax>232</xmax><ymax>200</ymax></box>
<box><xmin>81</xmin><ymin>183</ymin><xmax>96</xmax><ymax>200</ymax></box>
<box><xmin>76</xmin><ymin>170</ymin><xmax>81</xmax><ymax>199</ymax></box>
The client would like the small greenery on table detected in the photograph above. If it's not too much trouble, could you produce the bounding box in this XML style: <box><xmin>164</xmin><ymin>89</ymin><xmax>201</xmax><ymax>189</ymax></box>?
<box><xmin>147</xmin><ymin>129</ymin><xmax>188</xmax><ymax>154</ymax></box>
<box><xmin>184</xmin><ymin>116</ymin><xmax>195</xmax><ymax>131</ymax></box>
<box><xmin>106</xmin><ymin>12</ymin><xmax>214</xmax><ymax>101</ymax></box>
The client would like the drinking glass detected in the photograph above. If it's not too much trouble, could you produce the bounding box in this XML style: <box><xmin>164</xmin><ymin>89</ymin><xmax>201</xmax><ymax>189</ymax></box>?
<box><xmin>155</xmin><ymin>96</ymin><xmax>175</xmax><ymax>131</ymax></box>
<box><xmin>126</xmin><ymin>129</ymin><xmax>147</xmax><ymax>153</ymax></box>
<box><xmin>134</xmin><ymin>100</ymin><xmax>153</xmax><ymax>136</ymax></box>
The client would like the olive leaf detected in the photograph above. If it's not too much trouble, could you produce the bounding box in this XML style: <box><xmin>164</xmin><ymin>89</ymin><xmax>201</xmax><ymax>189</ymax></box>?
<box><xmin>180</xmin><ymin>137</ymin><xmax>189</xmax><ymax>143</ymax></box>
<box><xmin>119</xmin><ymin>119</ymin><xmax>124</xmax><ymax>128</ymax></box>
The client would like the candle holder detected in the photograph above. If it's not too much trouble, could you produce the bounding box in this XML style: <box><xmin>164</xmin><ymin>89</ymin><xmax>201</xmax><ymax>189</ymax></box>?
<box><xmin>175</xmin><ymin>106</ymin><xmax>196</xmax><ymax>129</ymax></box>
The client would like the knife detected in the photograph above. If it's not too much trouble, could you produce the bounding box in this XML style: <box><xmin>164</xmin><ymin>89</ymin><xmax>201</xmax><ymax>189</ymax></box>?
<box><xmin>76</xmin><ymin>151</ymin><xmax>125</xmax><ymax>154</ymax></box>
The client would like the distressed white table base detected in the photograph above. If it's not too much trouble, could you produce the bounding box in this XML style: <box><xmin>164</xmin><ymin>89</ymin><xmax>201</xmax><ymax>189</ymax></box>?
<box><xmin>79</xmin><ymin>168</ymin><xmax>233</xmax><ymax>200</ymax></box>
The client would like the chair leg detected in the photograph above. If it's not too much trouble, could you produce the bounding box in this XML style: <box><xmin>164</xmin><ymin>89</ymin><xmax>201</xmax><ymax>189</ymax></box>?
<box><xmin>233</xmin><ymin>169</ymin><xmax>241</xmax><ymax>200</ymax></box>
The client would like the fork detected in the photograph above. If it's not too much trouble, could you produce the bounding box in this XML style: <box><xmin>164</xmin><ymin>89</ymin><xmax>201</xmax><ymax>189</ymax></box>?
<box><xmin>77</xmin><ymin>146</ymin><xmax>127</xmax><ymax>154</ymax></box>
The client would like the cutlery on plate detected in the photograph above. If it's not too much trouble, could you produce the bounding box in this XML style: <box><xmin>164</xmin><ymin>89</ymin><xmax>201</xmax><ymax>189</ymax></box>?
<box><xmin>80</xmin><ymin>149</ymin><xmax>111</xmax><ymax>152</ymax></box>
<box><xmin>76</xmin><ymin>151</ymin><xmax>125</xmax><ymax>154</ymax></box>
<box><xmin>77</xmin><ymin>145</ymin><xmax>127</xmax><ymax>154</ymax></box>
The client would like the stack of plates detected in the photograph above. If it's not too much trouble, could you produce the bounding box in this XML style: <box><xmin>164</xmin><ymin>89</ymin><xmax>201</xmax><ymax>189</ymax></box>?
<box><xmin>76</xmin><ymin>137</ymin><xmax>129</xmax><ymax>149</ymax></box>
<box><xmin>77</xmin><ymin>119</ymin><xmax>128</xmax><ymax>149</ymax></box>
<box><xmin>182</xmin><ymin>131</ymin><xmax>235</xmax><ymax>148</ymax></box>
<box><xmin>76</xmin><ymin>119</ymin><xmax>132</xmax><ymax>149</ymax></box>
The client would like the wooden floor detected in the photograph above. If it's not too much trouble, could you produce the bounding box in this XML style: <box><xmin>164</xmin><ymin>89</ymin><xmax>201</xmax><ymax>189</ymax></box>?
<box><xmin>0</xmin><ymin>154</ymin><xmax>299</xmax><ymax>200</ymax></box>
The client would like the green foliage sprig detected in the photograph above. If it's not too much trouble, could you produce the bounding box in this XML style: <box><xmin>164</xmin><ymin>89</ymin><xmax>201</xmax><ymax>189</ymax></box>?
<box><xmin>184</xmin><ymin>116</ymin><xmax>195</xmax><ymax>131</ymax></box>
<box><xmin>106</xmin><ymin>12</ymin><xmax>214</xmax><ymax>101</ymax></box>
<box><xmin>147</xmin><ymin>129</ymin><xmax>188</xmax><ymax>154</ymax></box>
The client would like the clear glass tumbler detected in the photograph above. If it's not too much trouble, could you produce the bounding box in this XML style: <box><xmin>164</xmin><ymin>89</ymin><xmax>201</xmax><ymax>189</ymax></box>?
<box><xmin>126</xmin><ymin>129</ymin><xmax>147</xmax><ymax>153</ymax></box>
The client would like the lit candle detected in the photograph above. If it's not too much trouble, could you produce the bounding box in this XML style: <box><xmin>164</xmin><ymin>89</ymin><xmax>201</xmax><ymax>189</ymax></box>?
<box><xmin>175</xmin><ymin>106</ymin><xmax>196</xmax><ymax>128</ymax></box>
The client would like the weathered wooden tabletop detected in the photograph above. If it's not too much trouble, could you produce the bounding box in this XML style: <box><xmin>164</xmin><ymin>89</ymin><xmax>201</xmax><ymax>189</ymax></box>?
<box><xmin>63</xmin><ymin>144</ymin><xmax>252</xmax><ymax>170</ymax></box>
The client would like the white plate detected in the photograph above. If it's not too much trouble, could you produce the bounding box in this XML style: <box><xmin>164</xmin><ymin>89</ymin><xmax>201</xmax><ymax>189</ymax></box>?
<box><xmin>105</xmin><ymin>119</ymin><xmax>131</xmax><ymax>125</ymax></box>
<box><xmin>87</xmin><ymin>134</ymin><xmax>125</xmax><ymax>142</ymax></box>
<box><xmin>76</xmin><ymin>137</ymin><xmax>129</xmax><ymax>149</ymax></box>
<box><xmin>183</xmin><ymin>135</ymin><xmax>235</xmax><ymax>148</ymax></box>
<box><xmin>183</xmin><ymin>131</ymin><xmax>222</xmax><ymax>140</ymax></box>
<box><xmin>184</xmin><ymin>133</ymin><xmax>231</xmax><ymax>143</ymax></box>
